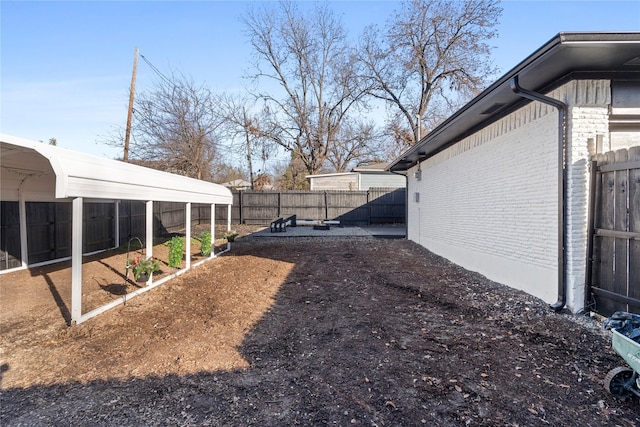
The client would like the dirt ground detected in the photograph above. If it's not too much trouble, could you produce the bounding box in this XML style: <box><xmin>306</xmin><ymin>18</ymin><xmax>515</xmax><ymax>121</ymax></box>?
<box><xmin>1</xmin><ymin>227</ymin><xmax>639</xmax><ymax>426</ymax></box>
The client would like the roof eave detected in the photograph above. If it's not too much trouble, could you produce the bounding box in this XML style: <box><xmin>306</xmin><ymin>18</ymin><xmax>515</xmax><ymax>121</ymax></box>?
<box><xmin>388</xmin><ymin>31</ymin><xmax>640</xmax><ymax>172</ymax></box>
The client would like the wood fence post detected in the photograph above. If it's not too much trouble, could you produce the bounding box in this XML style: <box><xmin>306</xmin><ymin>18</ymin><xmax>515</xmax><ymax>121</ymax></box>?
<box><xmin>324</xmin><ymin>191</ymin><xmax>329</xmax><ymax>220</ymax></box>
<box><xmin>367</xmin><ymin>189</ymin><xmax>371</xmax><ymax>226</ymax></box>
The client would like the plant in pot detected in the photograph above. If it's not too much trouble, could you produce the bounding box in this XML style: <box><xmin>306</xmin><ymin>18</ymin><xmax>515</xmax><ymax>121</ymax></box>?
<box><xmin>128</xmin><ymin>256</ymin><xmax>161</xmax><ymax>282</ymax></box>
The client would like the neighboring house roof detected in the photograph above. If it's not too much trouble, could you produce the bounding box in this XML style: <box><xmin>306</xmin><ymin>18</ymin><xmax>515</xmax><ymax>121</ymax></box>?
<box><xmin>352</xmin><ymin>162</ymin><xmax>392</xmax><ymax>172</ymax></box>
<box><xmin>306</xmin><ymin>172</ymin><xmax>356</xmax><ymax>179</ymax></box>
<box><xmin>221</xmin><ymin>179</ymin><xmax>252</xmax><ymax>189</ymax></box>
<box><xmin>1</xmin><ymin>134</ymin><xmax>233</xmax><ymax>205</ymax></box>
<box><xmin>388</xmin><ymin>32</ymin><xmax>640</xmax><ymax>172</ymax></box>
<box><xmin>307</xmin><ymin>162</ymin><xmax>393</xmax><ymax>179</ymax></box>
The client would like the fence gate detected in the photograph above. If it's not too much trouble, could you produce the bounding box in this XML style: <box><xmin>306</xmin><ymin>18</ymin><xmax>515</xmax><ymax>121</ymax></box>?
<box><xmin>588</xmin><ymin>147</ymin><xmax>640</xmax><ymax>316</ymax></box>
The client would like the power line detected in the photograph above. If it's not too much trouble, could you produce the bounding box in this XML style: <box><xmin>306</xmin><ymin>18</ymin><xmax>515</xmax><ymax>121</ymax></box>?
<box><xmin>140</xmin><ymin>54</ymin><xmax>174</xmax><ymax>87</ymax></box>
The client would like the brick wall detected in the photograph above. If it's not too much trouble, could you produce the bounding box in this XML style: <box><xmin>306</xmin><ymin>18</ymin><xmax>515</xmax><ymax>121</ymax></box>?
<box><xmin>408</xmin><ymin>80</ymin><xmax>611</xmax><ymax>311</ymax></box>
<box><xmin>564</xmin><ymin>82</ymin><xmax>611</xmax><ymax>312</ymax></box>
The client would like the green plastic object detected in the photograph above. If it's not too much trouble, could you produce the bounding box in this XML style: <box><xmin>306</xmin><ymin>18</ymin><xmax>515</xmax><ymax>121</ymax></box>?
<box><xmin>611</xmin><ymin>328</ymin><xmax>640</xmax><ymax>374</ymax></box>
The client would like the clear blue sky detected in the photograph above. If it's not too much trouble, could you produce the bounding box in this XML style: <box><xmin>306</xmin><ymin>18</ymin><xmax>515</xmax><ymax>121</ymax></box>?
<box><xmin>2</xmin><ymin>0</ymin><xmax>639</xmax><ymax>162</ymax></box>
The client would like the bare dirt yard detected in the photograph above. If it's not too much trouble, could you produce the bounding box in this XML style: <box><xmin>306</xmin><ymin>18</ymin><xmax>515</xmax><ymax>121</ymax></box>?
<box><xmin>1</xmin><ymin>228</ymin><xmax>639</xmax><ymax>426</ymax></box>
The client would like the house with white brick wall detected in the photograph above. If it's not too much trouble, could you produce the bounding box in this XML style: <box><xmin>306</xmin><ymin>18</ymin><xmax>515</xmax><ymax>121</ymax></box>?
<box><xmin>389</xmin><ymin>33</ymin><xmax>640</xmax><ymax>313</ymax></box>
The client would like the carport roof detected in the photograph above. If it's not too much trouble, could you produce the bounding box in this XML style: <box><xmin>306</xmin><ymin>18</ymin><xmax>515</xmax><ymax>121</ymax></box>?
<box><xmin>388</xmin><ymin>32</ymin><xmax>640</xmax><ymax>172</ymax></box>
<box><xmin>0</xmin><ymin>134</ymin><xmax>233</xmax><ymax>205</ymax></box>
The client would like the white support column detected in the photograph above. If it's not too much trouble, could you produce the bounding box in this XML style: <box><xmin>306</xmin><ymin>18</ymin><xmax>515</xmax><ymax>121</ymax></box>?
<box><xmin>145</xmin><ymin>201</ymin><xmax>153</xmax><ymax>259</ymax></box>
<box><xmin>185</xmin><ymin>202</ymin><xmax>192</xmax><ymax>270</ymax></box>
<box><xmin>210</xmin><ymin>203</ymin><xmax>215</xmax><ymax>258</ymax></box>
<box><xmin>71</xmin><ymin>197</ymin><xmax>84</xmax><ymax>324</ymax></box>
<box><xmin>18</xmin><ymin>193</ymin><xmax>28</xmax><ymax>267</ymax></box>
<box><xmin>227</xmin><ymin>204</ymin><xmax>232</xmax><ymax>250</ymax></box>
<box><xmin>114</xmin><ymin>200</ymin><xmax>120</xmax><ymax>248</ymax></box>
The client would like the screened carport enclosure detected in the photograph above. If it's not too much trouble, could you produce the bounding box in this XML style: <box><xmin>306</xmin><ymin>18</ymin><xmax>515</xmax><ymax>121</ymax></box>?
<box><xmin>0</xmin><ymin>134</ymin><xmax>233</xmax><ymax>324</ymax></box>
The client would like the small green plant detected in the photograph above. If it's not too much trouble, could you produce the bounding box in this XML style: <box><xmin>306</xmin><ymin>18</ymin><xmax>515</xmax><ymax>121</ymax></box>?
<box><xmin>223</xmin><ymin>230</ymin><xmax>238</xmax><ymax>242</ymax></box>
<box><xmin>167</xmin><ymin>236</ymin><xmax>184</xmax><ymax>268</ymax></box>
<box><xmin>200</xmin><ymin>231</ymin><xmax>212</xmax><ymax>256</ymax></box>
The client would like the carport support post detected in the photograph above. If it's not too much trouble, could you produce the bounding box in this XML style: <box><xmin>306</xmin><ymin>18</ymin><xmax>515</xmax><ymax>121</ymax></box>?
<box><xmin>18</xmin><ymin>193</ymin><xmax>28</xmax><ymax>267</ymax></box>
<box><xmin>227</xmin><ymin>204</ymin><xmax>232</xmax><ymax>249</ymax></box>
<box><xmin>185</xmin><ymin>202</ymin><xmax>191</xmax><ymax>270</ymax></box>
<box><xmin>145</xmin><ymin>201</ymin><xmax>153</xmax><ymax>284</ymax></box>
<box><xmin>114</xmin><ymin>200</ymin><xmax>120</xmax><ymax>248</ymax></box>
<box><xmin>210</xmin><ymin>203</ymin><xmax>215</xmax><ymax>258</ymax></box>
<box><xmin>71</xmin><ymin>197</ymin><xmax>84</xmax><ymax>324</ymax></box>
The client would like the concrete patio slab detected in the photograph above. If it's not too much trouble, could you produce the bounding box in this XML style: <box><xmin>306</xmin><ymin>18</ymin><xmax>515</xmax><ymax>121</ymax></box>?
<box><xmin>252</xmin><ymin>224</ymin><xmax>406</xmax><ymax>239</ymax></box>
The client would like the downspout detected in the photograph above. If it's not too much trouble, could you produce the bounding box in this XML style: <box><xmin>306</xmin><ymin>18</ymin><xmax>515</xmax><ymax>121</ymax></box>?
<box><xmin>510</xmin><ymin>76</ymin><xmax>567</xmax><ymax>312</ymax></box>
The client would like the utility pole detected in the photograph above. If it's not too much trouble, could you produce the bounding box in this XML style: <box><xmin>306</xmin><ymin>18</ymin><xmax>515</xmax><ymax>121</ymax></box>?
<box><xmin>123</xmin><ymin>47</ymin><xmax>139</xmax><ymax>162</ymax></box>
<box><xmin>243</xmin><ymin>106</ymin><xmax>255</xmax><ymax>190</ymax></box>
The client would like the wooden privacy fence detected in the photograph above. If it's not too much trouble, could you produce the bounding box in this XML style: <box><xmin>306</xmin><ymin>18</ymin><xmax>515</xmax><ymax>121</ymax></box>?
<box><xmin>99</xmin><ymin>188</ymin><xmax>405</xmax><ymax>252</ymax></box>
<box><xmin>588</xmin><ymin>146</ymin><xmax>640</xmax><ymax>316</ymax></box>
<box><xmin>227</xmin><ymin>188</ymin><xmax>406</xmax><ymax>226</ymax></box>
<box><xmin>119</xmin><ymin>202</ymin><xmax>224</xmax><ymax>241</ymax></box>
<box><xmin>1</xmin><ymin>188</ymin><xmax>405</xmax><ymax>270</ymax></box>
<box><xmin>149</xmin><ymin>188</ymin><xmax>406</xmax><ymax>226</ymax></box>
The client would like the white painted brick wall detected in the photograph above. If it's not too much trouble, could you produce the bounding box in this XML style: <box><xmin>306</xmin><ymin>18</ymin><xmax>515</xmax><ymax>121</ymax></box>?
<box><xmin>408</xmin><ymin>80</ymin><xmax>611</xmax><ymax>311</ymax></box>
<box><xmin>555</xmin><ymin>80</ymin><xmax>611</xmax><ymax>312</ymax></box>
<box><xmin>565</xmin><ymin>104</ymin><xmax>610</xmax><ymax>312</ymax></box>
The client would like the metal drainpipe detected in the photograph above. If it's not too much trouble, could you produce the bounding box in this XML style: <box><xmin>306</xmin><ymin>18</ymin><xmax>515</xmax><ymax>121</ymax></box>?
<box><xmin>510</xmin><ymin>76</ymin><xmax>567</xmax><ymax>312</ymax></box>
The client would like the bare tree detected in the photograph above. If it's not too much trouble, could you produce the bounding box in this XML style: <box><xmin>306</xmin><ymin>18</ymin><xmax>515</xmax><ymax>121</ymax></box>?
<box><xmin>217</xmin><ymin>93</ymin><xmax>275</xmax><ymax>189</ymax></box>
<box><xmin>272</xmin><ymin>154</ymin><xmax>310</xmax><ymax>190</ymax></box>
<box><xmin>130</xmin><ymin>73</ymin><xmax>223</xmax><ymax>181</ymax></box>
<box><xmin>244</xmin><ymin>1</ymin><xmax>373</xmax><ymax>175</ymax></box>
<box><xmin>359</xmin><ymin>0</ymin><xmax>501</xmax><ymax>151</ymax></box>
<box><xmin>210</xmin><ymin>162</ymin><xmax>246</xmax><ymax>184</ymax></box>
<box><xmin>327</xmin><ymin>118</ymin><xmax>384</xmax><ymax>172</ymax></box>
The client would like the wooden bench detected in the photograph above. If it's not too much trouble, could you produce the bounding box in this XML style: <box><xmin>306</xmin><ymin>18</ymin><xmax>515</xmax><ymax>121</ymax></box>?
<box><xmin>270</xmin><ymin>218</ymin><xmax>285</xmax><ymax>232</ymax></box>
<box><xmin>270</xmin><ymin>215</ymin><xmax>296</xmax><ymax>233</ymax></box>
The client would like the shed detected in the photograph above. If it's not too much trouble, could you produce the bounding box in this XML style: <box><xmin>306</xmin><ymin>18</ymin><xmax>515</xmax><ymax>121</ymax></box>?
<box><xmin>307</xmin><ymin>162</ymin><xmax>406</xmax><ymax>191</ymax></box>
<box><xmin>388</xmin><ymin>32</ymin><xmax>640</xmax><ymax>314</ymax></box>
<box><xmin>1</xmin><ymin>134</ymin><xmax>233</xmax><ymax>324</ymax></box>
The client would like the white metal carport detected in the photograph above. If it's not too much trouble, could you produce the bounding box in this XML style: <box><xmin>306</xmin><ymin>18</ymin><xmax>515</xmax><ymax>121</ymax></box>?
<box><xmin>0</xmin><ymin>134</ymin><xmax>233</xmax><ymax>324</ymax></box>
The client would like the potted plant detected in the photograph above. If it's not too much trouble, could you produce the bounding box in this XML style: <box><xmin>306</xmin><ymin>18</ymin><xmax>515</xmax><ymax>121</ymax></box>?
<box><xmin>128</xmin><ymin>256</ymin><xmax>161</xmax><ymax>282</ymax></box>
<box><xmin>223</xmin><ymin>230</ymin><xmax>239</xmax><ymax>242</ymax></box>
